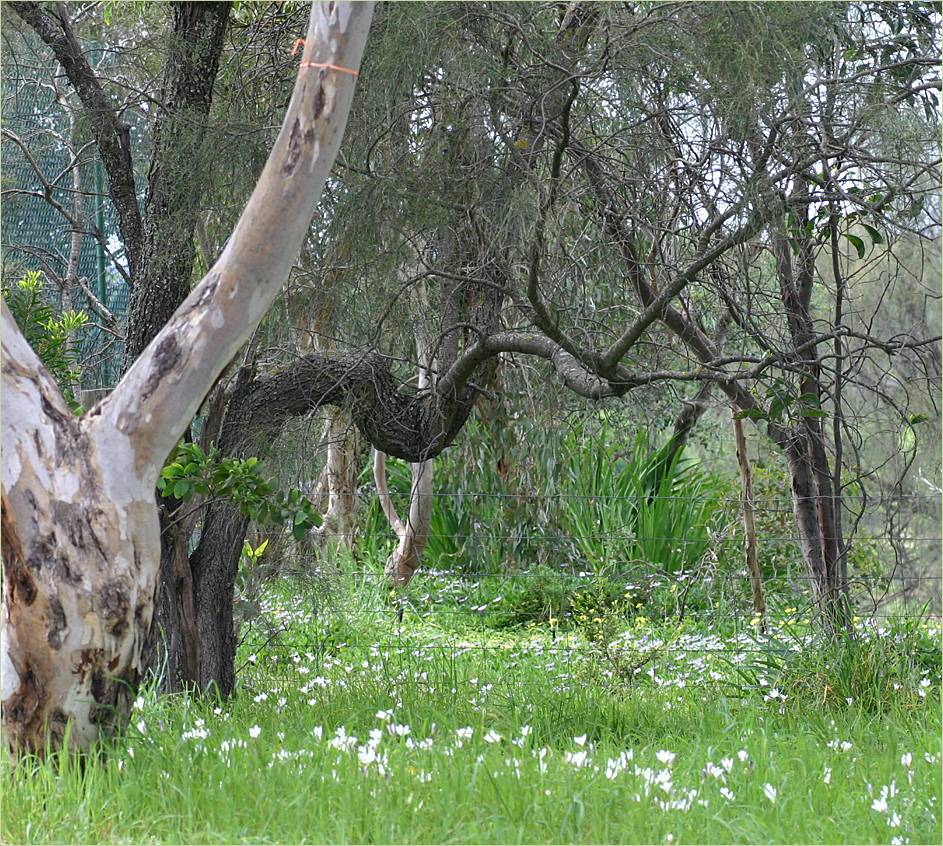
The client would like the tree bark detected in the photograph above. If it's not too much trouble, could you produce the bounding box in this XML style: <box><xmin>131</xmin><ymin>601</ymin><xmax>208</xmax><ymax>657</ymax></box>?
<box><xmin>123</xmin><ymin>2</ymin><xmax>232</xmax><ymax>365</ymax></box>
<box><xmin>2</xmin><ymin>1</ymin><xmax>373</xmax><ymax>756</ymax></box>
<box><xmin>16</xmin><ymin>1</ymin><xmax>234</xmax><ymax>691</ymax></box>
<box><xmin>374</xmin><ymin>451</ymin><xmax>433</xmax><ymax>586</ymax></box>
<box><xmin>732</xmin><ymin>408</ymin><xmax>766</xmax><ymax>632</ymax></box>
<box><xmin>772</xmin><ymin>227</ymin><xmax>850</xmax><ymax>632</ymax></box>
<box><xmin>374</xmin><ymin>276</ymin><xmax>439</xmax><ymax>586</ymax></box>
<box><xmin>299</xmin><ymin>247</ymin><xmax>362</xmax><ymax>557</ymax></box>
<box><xmin>309</xmin><ymin>410</ymin><xmax>361</xmax><ymax>552</ymax></box>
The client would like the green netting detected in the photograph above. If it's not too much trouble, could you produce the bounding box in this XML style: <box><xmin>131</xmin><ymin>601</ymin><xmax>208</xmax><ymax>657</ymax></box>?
<box><xmin>2</xmin><ymin>53</ymin><xmax>133</xmax><ymax>390</ymax></box>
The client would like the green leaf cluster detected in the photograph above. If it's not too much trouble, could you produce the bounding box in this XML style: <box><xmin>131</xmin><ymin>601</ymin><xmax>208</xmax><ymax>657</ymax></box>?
<box><xmin>3</xmin><ymin>270</ymin><xmax>88</xmax><ymax>412</ymax></box>
<box><xmin>735</xmin><ymin>379</ymin><xmax>827</xmax><ymax>425</ymax></box>
<box><xmin>158</xmin><ymin>442</ymin><xmax>321</xmax><ymax>540</ymax></box>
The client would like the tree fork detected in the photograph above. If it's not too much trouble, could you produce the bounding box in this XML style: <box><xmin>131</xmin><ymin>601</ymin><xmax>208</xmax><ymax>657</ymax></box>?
<box><xmin>1</xmin><ymin>1</ymin><xmax>373</xmax><ymax>756</ymax></box>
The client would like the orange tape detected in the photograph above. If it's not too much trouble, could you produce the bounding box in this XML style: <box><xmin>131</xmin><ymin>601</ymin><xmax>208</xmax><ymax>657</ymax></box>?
<box><xmin>300</xmin><ymin>61</ymin><xmax>359</xmax><ymax>77</ymax></box>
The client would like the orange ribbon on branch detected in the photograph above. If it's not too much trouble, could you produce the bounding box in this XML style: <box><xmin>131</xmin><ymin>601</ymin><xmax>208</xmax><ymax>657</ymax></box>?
<box><xmin>291</xmin><ymin>38</ymin><xmax>359</xmax><ymax>76</ymax></box>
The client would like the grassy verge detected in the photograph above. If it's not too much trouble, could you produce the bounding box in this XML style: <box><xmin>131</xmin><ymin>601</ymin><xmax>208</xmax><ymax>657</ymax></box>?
<box><xmin>3</xmin><ymin>570</ymin><xmax>940</xmax><ymax>844</ymax></box>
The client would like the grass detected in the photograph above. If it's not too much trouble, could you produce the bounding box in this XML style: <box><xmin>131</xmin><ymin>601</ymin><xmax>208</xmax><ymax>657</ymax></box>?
<box><xmin>3</xmin><ymin>567</ymin><xmax>940</xmax><ymax>845</ymax></box>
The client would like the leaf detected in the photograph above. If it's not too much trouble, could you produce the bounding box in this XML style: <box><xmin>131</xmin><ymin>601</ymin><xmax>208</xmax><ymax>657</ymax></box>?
<box><xmin>768</xmin><ymin>396</ymin><xmax>787</xmax><ymax>423</ymax></box>
<box><xmin>255</xmin><ymin>538</ymin><xmax>269</xmax><ymax>557</ymax></box>
<box><xmin>734</xmin><ymin>407</ymin><xmax>767</xmax><ymax>421</ymax></box>
<box><xmin>860</xmin><ymin>223</ymin><xmax>883</xmax><ymax>246</ymax></box>
<box><xmin>172</xmin><ymin>479</ymin><xmax>191</xmax><ymax>499</ymax></box>
<box><xmin>798</xmin><ymin>393</ymin><xmax>820</xmax><ymax>407</ymax></box>
<box><xmin>845</xmin><ymin>233</ymin><xmax>866</xmax><ymax>259</ymax></box>
<box><xmin>292</xmin><ymin>520</ymin><xmax>310</xmax><ymax>541</ymax></box>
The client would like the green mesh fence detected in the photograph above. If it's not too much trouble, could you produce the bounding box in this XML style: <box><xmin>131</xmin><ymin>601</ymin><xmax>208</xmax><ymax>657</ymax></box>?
<box><xmin>2</xmin><ymin>48</ymin><xmax>134</xmax><ymax>391</ymax></box>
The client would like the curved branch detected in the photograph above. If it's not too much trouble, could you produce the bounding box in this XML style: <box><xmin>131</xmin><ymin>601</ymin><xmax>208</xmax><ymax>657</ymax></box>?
<box><xmin>373</xmin><ymin>450</ymin><xmax>405</xmax><ymax>538</ymax></box>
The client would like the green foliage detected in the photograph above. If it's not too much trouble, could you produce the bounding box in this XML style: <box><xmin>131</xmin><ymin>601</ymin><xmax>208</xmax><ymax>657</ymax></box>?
<box><xmin>475</xmin><ymin>567</ymin><xmax>586</xmax><ymax>630</ymax></box>
<box><xmin>159</xmin><ymin>441</ymin><xmax>321</xmax><ymax>540</ymax></box>
<box><xmin>560</xmin><ymin>430</ymin><xmax>723</xmax><ymax>576</ymax></box>
<box><xmin>721</xmin><ymin>612</ymin><xmax>941</xmax><ymax>714</ymax></box>
<box><xmin>360</xmin><ymin>417</ymin><xmax>729</xmax><ymax>589</ymax></box>
<box><xmin>2</xmin><ymin>270</ymin><xmax>88</xmax><ymax>411</ymax></box>
<box><xmin>734</xmin><ymin>377</ymin><xmax>827</xmax><ymax>424</ymax></box>
<box><xmin>738</xmin><ymin>458</ymin><xmax>801</xmax><ymax>581</ymax></box>
<box><xmin>3</xmin><ymin>575</ymin><xmax>939</xmax><ymax>845</ymax></box>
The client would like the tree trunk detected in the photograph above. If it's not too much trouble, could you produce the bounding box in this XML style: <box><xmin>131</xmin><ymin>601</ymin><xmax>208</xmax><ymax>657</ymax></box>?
<box><xmin>2</xmin><ymin>302</ymin><xmax>159</xmax><ymax>754</ymax></box>
<box><xmin>122</xmin><ymin>2</ymin><xmax>231</xmax><ymax>362</ymax></box>
<box><xmin>374</xmin><ymin>451</ymin><xmax>434</xmax><ymax>586</ymax></box>
<box><xmin>374</xmin><ymin>277</ymin><xmax>439</xmax><ymax>586</ymax></box>
<box><xmin>309</xmin><ymin>409</ymin><xmax>361</xmax><ymax>553</ymax></box>
<box><xmin>772</xmin><ymin>227</ymin><xmax>851</xmax><ymax>633</ymax></box>
<box><xmin>144</xmin><ymin>501</ymin><xmax>201</xmax><ymax>689</ymax></box>
<box><xmin>189</xmin><ymin>501</ymin><xmax>248</xmax><ymax>696</ymax></box>
<box><xmin>2</xmin><ymin>1</ymin><xmax>373</xmax><ymax>756</ymax></box>
<box><xmin>297</xmin><ymin>249</ymin><xmax>362</xmax><ymax>558</ymax></box>
<box><xmin>142</xmin><ymin>382</ymin><xmax>226</xmax><ymax>692</ymax></box>
<box><xmin>732</xmin><ymin>408</ymin><xmax>766</xmax><ymax>632</ymax></box>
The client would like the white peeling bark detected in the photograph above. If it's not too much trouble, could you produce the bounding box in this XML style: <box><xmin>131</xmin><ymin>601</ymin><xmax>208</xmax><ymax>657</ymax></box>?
<box><xmin>309</xmin><ymin>409</ymin><xmax>361</xmax><ymax>551</ymax></box>
<box><xmin>374</xmin><ymin>280</ymin><xmax>435</xmax><ymax>587</ymax></box>
<box><xmin>2</xmin><ymin>1</ymin><xmax>372</xmax><ymax>757</ymax></box>
<box><xmin>301</xmin><ymin>250</ymin><xmax>361</xmax><ymax>555</ymax></box>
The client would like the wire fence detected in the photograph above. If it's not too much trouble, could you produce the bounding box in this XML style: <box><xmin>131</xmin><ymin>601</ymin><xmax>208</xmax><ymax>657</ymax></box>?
<box><xmin>1</xmin><ymin>43</ymin><xmax>132</xmax><ymax>389</ymax></box>
<box><xmin>240</xmin><ymin>486</ymin><xmax>942</xmax><ymax>683</ymax></box>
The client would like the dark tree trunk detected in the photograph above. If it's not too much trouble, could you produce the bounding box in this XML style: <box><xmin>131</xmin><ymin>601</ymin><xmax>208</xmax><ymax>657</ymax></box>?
<box><xmin>18</xmin><ymin>0</ymin><xmax>235</xmax><ymax>691</ymax></box>
<box><xmin>162</xmin><ymin>249</ymin><xmax>507</xmax><ymax>694</ymax></box>
<box><xmin>119</xmin><ymin>3</ymin><xmax>231</xmax><ymax>688</ymax></box>
<box><xmin>123</xmin><ymin>2</ymin><xmax>232</xmax><ymax>365</ymax></box>
<box><xmin>773</xmin><ymin>223</ymin><xmax>851</xmax><ymax>633</ymax></box>
<box><xmin>142</xmin><ymin>500</ymin><xmax>200</xmax><ymax>690</ymax></box>
<box><xmin>189</xmin><ymin>503</ymin><xmax>248</xmax><ymax>696</ymax></box>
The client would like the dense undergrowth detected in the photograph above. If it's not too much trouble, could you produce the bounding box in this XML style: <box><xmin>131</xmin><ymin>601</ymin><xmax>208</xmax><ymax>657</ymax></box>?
<box><xmin>3</xmin><ymin>563</ymin><xmax>940</xmax><ymax>845</ymax></box>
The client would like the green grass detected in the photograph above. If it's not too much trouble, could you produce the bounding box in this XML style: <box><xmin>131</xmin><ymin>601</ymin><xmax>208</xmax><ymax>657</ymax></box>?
<box><xmin>3</xmin><ymin>570</ymin><xmax>940</xmax><ymax>845</ymax></box>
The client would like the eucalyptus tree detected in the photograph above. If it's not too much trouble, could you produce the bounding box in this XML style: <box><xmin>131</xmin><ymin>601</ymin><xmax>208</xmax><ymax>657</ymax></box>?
<box><xmin>1</xmin><ymin>0</ymin><xmax>372</xmax><ymax>756</ymax></box>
